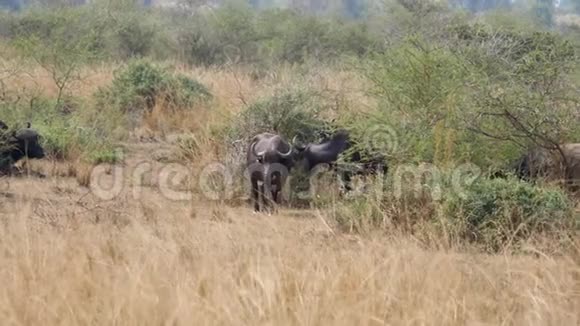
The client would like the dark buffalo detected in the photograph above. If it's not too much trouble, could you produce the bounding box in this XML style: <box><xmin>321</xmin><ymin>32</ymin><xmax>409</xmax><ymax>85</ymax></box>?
<box><xmin>0</xmin><ymin>120</ymin><xmax>46</xmax><ymax>174</ymax></box>
<box><xmin>293</xmin><ymin>129</ymin><xmax>388</xmax><ymax>192</ymax></box>
<box><xmin>511</xmin><ymin>146</ymin><xmax>554</xmax><ymax>181</ymax></box>
<box><xmin>518</xmin><ymin>144</ymin><xmax>580</xmax><ymax>187</ymax></box>
<box><xmin>246</xmin><ymin>132</ymin><xmax>294</xmax><ymax>212</ymax></box>
<box><xmin>495</xmin><ymin>144</ymin><xmax>580</xmax><ymax>190</ymax></box>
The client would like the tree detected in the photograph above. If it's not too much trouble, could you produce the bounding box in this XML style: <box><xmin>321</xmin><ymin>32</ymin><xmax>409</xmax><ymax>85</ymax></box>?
<box><xmin>458</xmin><ymin>26</ymin><xmax>580</xmax><ymax>173</ymax></box>
<box><xmin>573</xmin><ymin>0</ymin><xmax>580</xmax><ymax>14</ymax></box>
<box><xmin>0</xmin><ymin>0</ymin><xmax>21</xmax><ymax>10</ymax></box>
<box><xmin>534</xmin><ymin>0</ymin><xmax>554</xmax><ymax>27</ymax></box>
<box><xmin>453</xmin><ymin>0</ymin><xmax>511</xmax><ymax>12</ymax></box>
<box><xmin>11</xmin><ymin>7</ymin><xmax>103</xmax><ymax>106</ymax></box>
<box><xmin>343</xmin><ymin>0</ymin><xmax>364</xmax><ymax>18</ymax></box>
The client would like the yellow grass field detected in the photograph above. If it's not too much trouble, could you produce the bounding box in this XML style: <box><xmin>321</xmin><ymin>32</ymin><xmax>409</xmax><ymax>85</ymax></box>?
<box><xmin>0</xmin><ymin>62</ymin><xmax>579</xmax><ymax>325</ymax></box>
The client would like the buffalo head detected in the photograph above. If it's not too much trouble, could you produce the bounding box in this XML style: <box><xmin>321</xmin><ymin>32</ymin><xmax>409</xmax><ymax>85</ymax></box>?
<box><xmin>0</xmin><ymin>121</ymin><xmax>46</xmax><ymax>172</ymax></box>
<box><xmin>291</xmin><ymin>129</ymin><xmax>388</xmax><ymax>193</ymax></box>
<box><xmin>14</xmin><ymin>128</ymin><xmax>45</xmax><ymax>160</ymax></box>
<box><xmin>291</xmin><ymin>129</ymin><xmax>350</xmax><ymax>171</ymax></box>
<box><xmin>246</xmin><ymin>132</ymin><xmax>295</xmax><ymax>212</ymax></box>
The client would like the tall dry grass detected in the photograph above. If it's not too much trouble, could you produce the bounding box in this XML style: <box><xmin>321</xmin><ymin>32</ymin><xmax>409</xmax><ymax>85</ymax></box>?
<box><xmin>2</xmin><ymin>55</ymin><xmax>579</xmax><ymax>325</ymax></box>
<box><xmin>0</xmin><ymin>193</ymin><xmax>579</xmax><ymax>325</ymax></box>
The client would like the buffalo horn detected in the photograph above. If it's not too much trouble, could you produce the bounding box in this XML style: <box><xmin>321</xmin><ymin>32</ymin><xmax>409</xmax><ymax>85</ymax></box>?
<box><xmin>292</xmin><ymin>135</ymin><xmax>306</xmax><ymax>150</ymax></box>
<box><xmin>251</xmin><ymin>141</ymin><xmax>266</xmax><ymax>157</ymax></box>
<box><xmin>292</xmin><ymin>135</ymin><xmax>299</xmax><ymax>145</ymax></box>
<box><xmin>277</xmin><ymin>146</ymin><xmax>293</xmax><ymax>158</ymax></box>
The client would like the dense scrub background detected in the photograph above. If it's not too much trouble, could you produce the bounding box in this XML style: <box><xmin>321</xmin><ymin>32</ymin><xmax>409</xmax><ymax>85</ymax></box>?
<box><xmin>0</xmin><ymin>0</ymin><xmax>579</xmax><ymax>252</ymax></box>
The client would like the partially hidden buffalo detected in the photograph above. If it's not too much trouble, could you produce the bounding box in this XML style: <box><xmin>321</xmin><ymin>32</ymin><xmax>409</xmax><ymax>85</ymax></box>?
<box><xmin>246</xmin><ymin>132</ymin><xmax>294</xmax><ymax>212</ymax></box>
<box><xmin>509</xmin><ymin>143</ymin><xmax>580</xmax><ymax>190</ymax></box>
<box><xmin>293</xmin><ymin>129</ymin><xmax>388</xmax><ymax>192</ymax></box>
<box><xmin>0</xmin><ymin>120</ymin><xmax>46</xmax><ymax>174</ymax></box>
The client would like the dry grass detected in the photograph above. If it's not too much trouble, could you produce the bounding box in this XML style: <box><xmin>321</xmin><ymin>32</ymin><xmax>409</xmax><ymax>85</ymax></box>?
<box><xmin>1</xmin><ymin>197</ymin><xmax>579</xmax><ymax>325</ymax></box>
<box><xmin>1</xmin><ymin>58</ymin><xmax>579</xmax><ymax>325</ymax></box>
<box><xmin>0</xmin><ymin>61</ymin><xmax>115</xmax><ymax>99</ymax></box>
<box><xmin>0</xmin><ymin>139</ymin><xmax>579</xmax><ymax>325</ymax></box>
<box><xmin>1</xmin><ymin>59</ymin><xmax>372</xmax><ymax>123</ymax></box>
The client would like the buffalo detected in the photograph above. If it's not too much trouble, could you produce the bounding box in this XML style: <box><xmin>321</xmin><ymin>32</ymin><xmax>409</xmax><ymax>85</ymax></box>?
<box><xmin>492</xmin><ymin>143</ymin><xmax>580</xmax><ymax>191</ymax></box>
<box><xmin>246</xmin><ymin>132</ymin><xmax>295</xmax><ymax>212</ymax></box>
<box><xmin>292</xmin><ymin>129</ymin><xmax>388</xmax><ymax>193</ymax></box>
<box><xmin>510</xmin><ymin>144</ymin><xmax>580</xmax><ymax>189</ymax></box>
<box><xmin>0</xmin><ymin>120</ymin><xmax>46</xmax><ymax>174</ymax></box>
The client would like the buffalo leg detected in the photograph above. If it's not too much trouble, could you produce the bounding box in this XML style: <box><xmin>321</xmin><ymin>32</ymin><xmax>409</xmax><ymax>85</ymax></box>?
<box><xmin>271</xmin><ymin>189</ymin><xmax>279</xmax><ymax>213</ymax></box>
<box><xmin>271</xmin><ymin>172</ymin><xmax>281</xmax><ymax>206</ymax></box>
<box><xmin>272</xmin><ymin>189</ymin><xmax>279</xmax><ymax>204</ymax></box>
<box><xmin>260</xmin><ymin>182</ymin><xmax>270</xmax><ymax>213</ymax></box>
<box><xmin>272</xmin><ymin>182</ymin><xmax>282</xmax><ymax>213</ymax></box>
<box><xmin>251</xmin><ymin>177</ymin><xmax>260</xmax><ymax>212</ymax></box>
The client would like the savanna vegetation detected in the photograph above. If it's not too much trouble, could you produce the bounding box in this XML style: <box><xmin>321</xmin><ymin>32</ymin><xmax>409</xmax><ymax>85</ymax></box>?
<box><xmin>0</xmin><ymin>0</ymin><xmax>579</xmax><ymax>324</ymax></box>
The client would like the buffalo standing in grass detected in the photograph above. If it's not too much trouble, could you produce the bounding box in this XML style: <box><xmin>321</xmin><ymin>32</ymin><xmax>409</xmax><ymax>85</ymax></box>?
<box><xmin>292</xmin><ymin>129</ymin><xmax>388</xmax><ymax>193</ymax></box>
<box><xmin>246</xmin><ymin>132</ymin><xmax>294</xmax><ymax>213</ymax></box>
<box><xmin>0</xmin><ymin>120</ymin><xmax>45</xmax><ymax>174</ymax></box>
<box><xmin>508</xmin><ymin>144</ymin><xmax>580</xmax><ymax>190</ymax></box>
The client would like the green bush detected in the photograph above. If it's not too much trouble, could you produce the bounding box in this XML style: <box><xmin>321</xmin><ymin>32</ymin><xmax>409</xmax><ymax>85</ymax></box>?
<box><xmin>7</xmin><ymin>6</ymin><xmax>106</xmax><ymax>59</ymax></box>
<box><xmin>258</xmin><ymin>10</ymin><xmax>381</xmax><ymax>64</ymax></box>
<box><xmin>175</xmin><ymin>23</ymin><xmax>220</xmax><ymax>67</ymax></box>
<box><xmin>173</xmin><ymin>75</ymin><xmax>213</xmax><ymax>107</ymax></box>
<box><xmin>361</xmin><ymin>23</ymin><xmax>579</xmax><ymax>173</ymax></box>
<box><xmin>110</xmin><ymin>13</ymin><xmax>158</xmax><ymax>60</ymax></box>
<box><xmin>174</xmin><ymin>5</ymin><xmax>383</xmax><ymax>66</ymax></box>
<box><xmin>327</xmin><ymin>166</ymin><xmax>577</xmax><ymax>252</ymax></box>
<box><xmin>38</xmin><ymin>122</ymin><xmax>119</xmax><ymax>164</ymax></box>
<box><xmin>1</xmin><ymin>3</ymin><xmax>170</xmax><ymax>62</ymax></box>
<box><xmin>226</xmin><ymin>88</ymin><xmax>330</xmax><ymax>144</ymax></box>
<box><xmin>451</xmin><ymin>23</ymin><xmax>575</xmax><ymax>77</ymax></box>
<box><xmin>453</xmin><ymin>24</ymin><xmax>579</xmax><ymax>162</ymax></box>
<box><xmin>0</xmin><ymin>96</ymin><xmax>120</xmax><ymax>164</ymax></box>
<box><xmin>441</xmin><ymin>177</ymin><xmax>577</xmax><ymax>252</ymax></box>
<box><xmin>95</xmin><ymin>59</ymin><xmax>211</xmax><ymax>116</ymax></box>
<box><xmin>362</xmin><ymin>35</ymin><xmax>475</xmax><ymax>165</ymax></box>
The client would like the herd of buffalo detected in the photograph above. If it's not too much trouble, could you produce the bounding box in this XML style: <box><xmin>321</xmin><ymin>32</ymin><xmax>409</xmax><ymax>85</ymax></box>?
<box><xmin>246</xmin><ymin>130</ymin><xmax>580</xmax><ymax>212</ymax></box>
<box><xmin>245</xmin><ymin>130</ymin><xmax>389</xmax><ymax>212</ymax></box>
<box><xmin>0</xmin><ymin>119</ymin><xmax>578</xmax><ymax>212</ymax></box>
